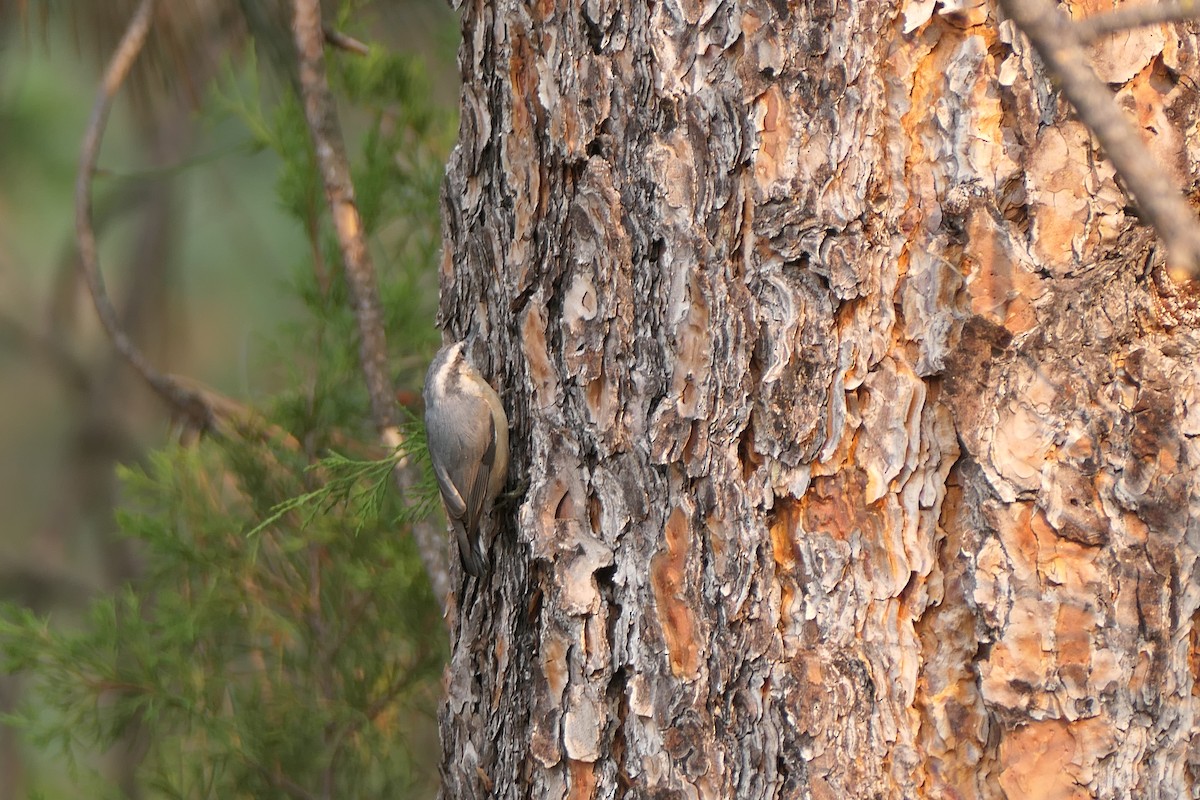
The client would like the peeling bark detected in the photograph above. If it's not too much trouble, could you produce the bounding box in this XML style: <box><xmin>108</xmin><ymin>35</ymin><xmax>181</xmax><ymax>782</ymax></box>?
<box><xmin>437</xmin><ymin>0</ymin><xmax>1200</xmax><ymax>796</ymax></box>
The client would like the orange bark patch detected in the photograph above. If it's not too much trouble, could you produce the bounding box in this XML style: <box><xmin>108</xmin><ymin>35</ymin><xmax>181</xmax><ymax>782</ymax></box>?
<box><xmin>998</xmin><ymin>718</ymin><xmax>1115</xmax><ymax>799</ymax></box>
<box><xmin>508</xmin><ymin>41</ymin><xmax>533</xmax><ymax>140</ymax></box>
<box><xmin>542</xmin><ymin>632</ymin><xmax>569</xmax><ymax>706</ymax></box>
<box><xmin>1026</xmin><ymin>122</ymin><xmax>1100</xmax><ymax>271</ymax></box>
<box><xmin>651</xmin><ymin>507</ymin><xmax>701</xmax><ymax>679</ymax></box>
<box><xmin>963</xmin><ymin>209</ymin><xmax>1040</xmax><ymax>334</ymax></box>
<box><xmin>998</xmin><ymin>501</ymin><xmax>1039</xmax><ymax>582</ymax></box>
<box><xmin>522</xmin><ymin>304</ymin><xmax>560</xmax><ymax>410</ymax></box>
<box><xmin>1029</xmin><ymin>508</ymin><xmax>1102</xmax><ymax>588</ymax></box>
<box><xmin>567</xmin><ymin>759</ymin><xmax>597</xmax><ymax>800</ymax></box>
<box><xmin>754</xmin><ymin>84</ymin><xmax>791</xmax><ymax>188</ymax></box>
<box><xmin>1190</xmin><ymin>610</ymin><xmax>1200</xmax><ymax>699</ymax></box>
<box><xmin>802</xmin><ymin>470</ymin><xmax>870</xmax><ymax>542</ymax></box>
<box><xmin>769</xmin><ymin>498</ymin><xmax>801</xmax><ymax>569</ymax></box>
<box><xmin>1055</xmin><ymin>603</ymin><xmax>1094</xmax><ymax>692</ymax></box>
<box><xmin>1122</xmin><ymin>60</ymin><xmax>1184</xmax><ymax>183</ymax></box>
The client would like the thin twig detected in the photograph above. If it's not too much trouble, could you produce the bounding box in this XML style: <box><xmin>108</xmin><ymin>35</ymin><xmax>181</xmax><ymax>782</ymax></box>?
<box><xmin>1000</xmin><ymin>0</ymin><xmax>1200</xmax><ymax>277</ymax></box>
<box><xmin>1075</xmin><ymin>0</ymin><xmax>1200</xmax><ymax>44</ymax></box>
<box><xmin>290</xmin><ymin>0</ymin><xmax>452</xmax><ymax>611</ymax></box>
<box><xmin>322</xmin><ymin>25</ymin><xmax>369</xmax><ymax>56</ymax></box>
<box><xmin>74</xmin><ymin>0</ymin><xmax>216</xmax><ymax>432</ymax></box>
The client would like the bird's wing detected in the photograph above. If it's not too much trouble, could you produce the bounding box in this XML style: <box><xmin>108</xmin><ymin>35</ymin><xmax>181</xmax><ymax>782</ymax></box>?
<box><xmin>432</xmin><ymin>457</ymin><xmax>467</xmax><ymax>519</ymax></box>
<box><xmin>463</xmin><ymin>412</ymin><xmax>497</xmax><ymax>535</ymax></box>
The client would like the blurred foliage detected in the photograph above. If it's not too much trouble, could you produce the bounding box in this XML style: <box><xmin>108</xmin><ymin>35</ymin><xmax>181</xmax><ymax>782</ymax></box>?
<box><xmin>0</xmin><ymin>2</ymin><xmax>457</xmax><ymax>797</ymax></box>
<box><xmin>2</xmin><ymin>440</ymin><xmax>445</xmax><ymax>797</ymax></box>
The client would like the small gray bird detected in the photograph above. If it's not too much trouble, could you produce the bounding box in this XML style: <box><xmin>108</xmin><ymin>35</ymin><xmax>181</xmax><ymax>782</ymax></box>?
<box><xmin>423</xmin><ymin>342</ymin><xmax>510</xmax><ymax>577</ymax></box>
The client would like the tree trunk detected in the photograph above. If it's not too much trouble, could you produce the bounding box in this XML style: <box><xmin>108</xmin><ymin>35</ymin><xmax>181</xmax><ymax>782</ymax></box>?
<box><xmin>437</xmin><ymin>0</ymin><xmax>1200</xmax><ymax>796</ymax></box>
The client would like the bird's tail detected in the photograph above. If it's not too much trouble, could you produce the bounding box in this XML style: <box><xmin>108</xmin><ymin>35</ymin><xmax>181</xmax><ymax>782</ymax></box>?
<box><xmin>455</xmin><ymin>524</ymin><xmax>486</xmax><ymax>577</ymax></box>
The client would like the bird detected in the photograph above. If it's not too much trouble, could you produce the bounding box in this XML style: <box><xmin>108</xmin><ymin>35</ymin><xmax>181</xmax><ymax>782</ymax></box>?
<box><xmin>423</xmin><ymin>342</ymin><xmax>510</xmax><ymax>577</ymax></box>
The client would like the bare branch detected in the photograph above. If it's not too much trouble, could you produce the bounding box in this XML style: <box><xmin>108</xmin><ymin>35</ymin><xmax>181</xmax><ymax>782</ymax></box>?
<box><xmin>322</xmin><ymin>25</ymin><xmax>369</xmax><ymax>56</ymax></box>
<box><xmin>1000</xmin><ymin>0</ymin><xmax>1200</xmax><ymax>277</ymax></box>
<box><xmin>74</xmin><ymin>0</ymin><xmax>217</xmax><ymax>433</ymax></box>
<box><xmin>290</xmin><ymin>0</ymin><xmax>451</xmax><ymax>610</ymax></box>
<box><xmin>290</xmin><ymin>0</ymin><xmax>395</xmax><ymax>434</ymax></box>
<box><xmin>1075</xmin><ymin>0</ymin><xmax>1200</xmax><ymax>44</ymax></box>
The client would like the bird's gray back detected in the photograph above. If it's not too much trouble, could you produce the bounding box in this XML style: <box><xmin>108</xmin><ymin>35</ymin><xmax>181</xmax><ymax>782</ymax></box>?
<box><xmin>427</xmin><ymin>391</ymin><xmax>493</xmax><ymax>494</ymax></box>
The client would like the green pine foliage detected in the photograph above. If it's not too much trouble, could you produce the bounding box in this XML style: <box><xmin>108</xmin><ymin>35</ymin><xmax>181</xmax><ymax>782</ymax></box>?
<box><xmin>3</xmin><ymin>442</ymin><xmax>445</xmax><ymax>797</ymax></box>
<box><xmin>0</xmin><ymin>27</ymin><xmax>454</xmax><ymax>800</ymax></box>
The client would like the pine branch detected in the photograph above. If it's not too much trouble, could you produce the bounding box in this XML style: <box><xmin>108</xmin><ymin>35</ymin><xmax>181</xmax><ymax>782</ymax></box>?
<box><xmin>290</xmin><ymin>0</ymin><xmax>452</xmax><ymax>609</ymax></box>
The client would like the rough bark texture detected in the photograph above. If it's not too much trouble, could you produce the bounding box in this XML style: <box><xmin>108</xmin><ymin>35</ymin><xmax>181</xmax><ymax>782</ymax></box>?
<box><xmin>437</xmin><ymin>0</ymin><xmax>1200</xmax><ymax>797</ymax></box>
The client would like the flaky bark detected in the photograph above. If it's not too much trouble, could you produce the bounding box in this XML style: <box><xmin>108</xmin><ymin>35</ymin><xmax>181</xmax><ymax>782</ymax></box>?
<box><xmin>438</xmin><ymin>0</ymin><xmax>1200</xmax><ymax>797</ymax></box>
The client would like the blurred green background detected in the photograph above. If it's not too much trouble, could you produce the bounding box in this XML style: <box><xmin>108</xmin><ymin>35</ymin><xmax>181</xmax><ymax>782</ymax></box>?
<box><xmin>0</xmin><ymin>1</ymin><xmax>461</xmax><ymax>796</ymax></box>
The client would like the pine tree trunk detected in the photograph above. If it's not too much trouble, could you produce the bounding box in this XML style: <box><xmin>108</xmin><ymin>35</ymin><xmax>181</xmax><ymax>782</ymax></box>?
<box><xmin>437</xmin><ymin>0</ymin><xmax>1200</xmax><ymax>796</ymax></box>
